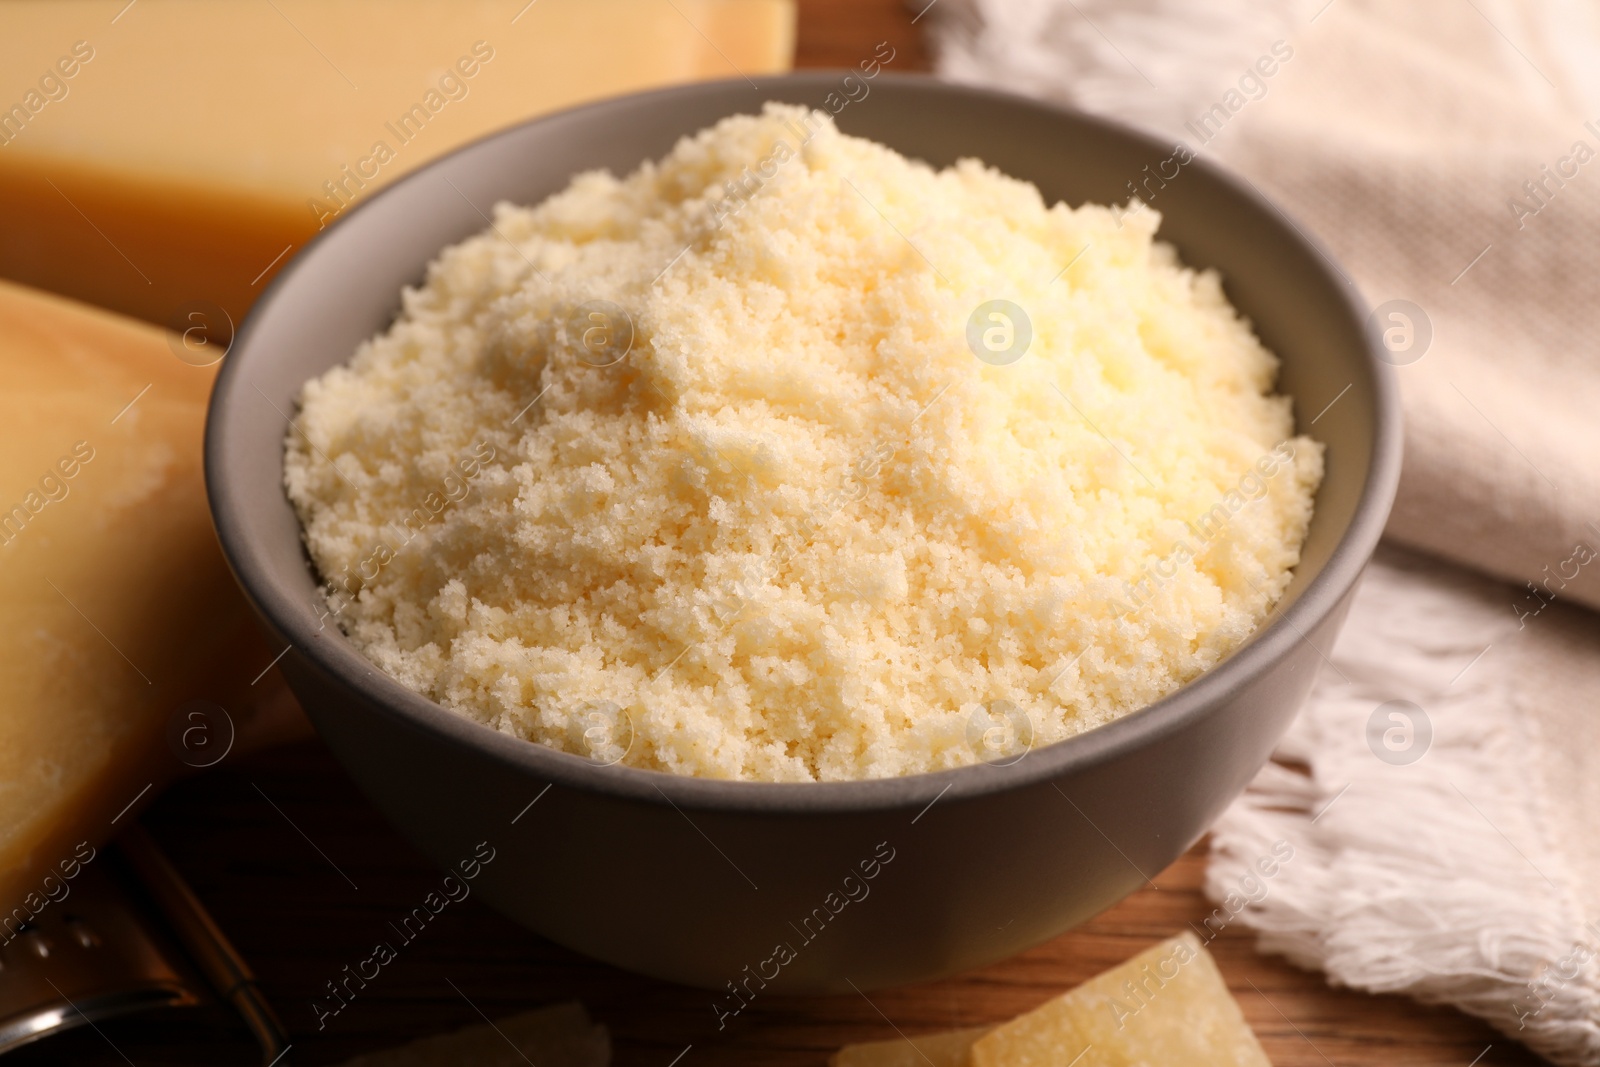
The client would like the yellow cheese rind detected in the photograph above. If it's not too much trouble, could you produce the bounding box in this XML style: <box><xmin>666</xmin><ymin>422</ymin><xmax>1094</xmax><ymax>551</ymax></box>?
<box><xmin>831</xmin><ymin>1025</ymin><xmax>990</xmax><ymax>1067</ymax></box>
<box><xmin>970</xmin><ymin>934</ymin><xmax>1272</xmax><ymax>1067</ymax></box>
<box><xmin>0</xmin><ymin>0</ymin><xmax>796</xmax><ymax>327</ymax></box>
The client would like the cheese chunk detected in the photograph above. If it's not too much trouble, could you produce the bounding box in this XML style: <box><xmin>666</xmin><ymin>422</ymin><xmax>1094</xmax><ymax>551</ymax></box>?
<box><xmin>0</xmin><ymin>0</ymin><xmax>795</xmax><ymax>329</ymax></box>
<box><xmin>0</xmin><ymin>280</ymin><xmax>288</xmax><ymax>914</ymax></box>
<box><xmin>970</xmin><ymin>934</ymin><xmax>1272</xmax><ymax>1067</ymax></box>
<box><xmin>832</xmin><ymin>1026</ymin><xmax>990</xmax><ymax>1067</ymax></box>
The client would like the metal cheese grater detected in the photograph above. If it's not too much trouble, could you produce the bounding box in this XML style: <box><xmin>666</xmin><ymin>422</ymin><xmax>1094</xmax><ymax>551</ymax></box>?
<box><xmin>0</xmin><ymin>823</ymin><xmax>288</xmax><ymax>1064</ymax></box>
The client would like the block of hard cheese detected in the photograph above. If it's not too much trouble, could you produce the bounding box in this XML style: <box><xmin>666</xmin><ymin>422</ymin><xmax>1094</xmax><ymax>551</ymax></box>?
<box><xmin>0</xmin><ymin>0</ymin><xmax>794</xmax><ymax>330</ymax></box>
<box><xmin>338</xmin><ymin>1001</ymin><xmax>608</xmax><ymax>1067</ymax></box>
<box><xmin>831</xmin><ymin>1026</ymin><xmax>991</xmax><ymax>1067</ymax></box>
<box><xmin>970</xmin><ymin>934</ymin><xmax>1272</xmax><ymax>1067</ymax></box>
<box><xmin>0</xmin><ymin>279</ymin><xmax>299</xmax><ymax>917</ymax></box>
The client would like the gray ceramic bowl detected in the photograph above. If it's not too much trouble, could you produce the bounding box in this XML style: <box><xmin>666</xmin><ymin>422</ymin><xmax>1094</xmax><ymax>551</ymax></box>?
<box><xmin>206</xmin><ymin>73</ymin><xmax>1401</xmax><ymax>994</ymax></box>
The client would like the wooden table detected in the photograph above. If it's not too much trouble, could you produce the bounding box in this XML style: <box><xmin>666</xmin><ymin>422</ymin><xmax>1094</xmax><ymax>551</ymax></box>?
<box><xmin>14</xmin><ymin>3</ymin><xmax>1544</xmax><ymax>1064</ymax></box>
<box><xmin>15</xmin><ymin>739</ymin><xmax>1535</xmax><ymax>1067</ymax></box>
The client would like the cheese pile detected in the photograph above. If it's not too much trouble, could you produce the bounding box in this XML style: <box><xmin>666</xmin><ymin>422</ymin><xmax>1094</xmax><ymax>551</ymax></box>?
<box><xmin>285</xmin><ymin>104</ymin><xmax>1322</xmax><ymax>782</ymax></box>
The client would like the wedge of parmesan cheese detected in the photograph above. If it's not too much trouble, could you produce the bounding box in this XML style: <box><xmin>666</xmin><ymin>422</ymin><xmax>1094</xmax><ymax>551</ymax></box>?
<box><xmin>970</xmin><ymin>934</ymin><xmax>1271</xmax><ymax>1067</ymax></box>
<box><xmin>0</xmin><ymin>279</ymin><xmax>289</xmax><ymax>919</ymax></box>
<box><xmin>0</xmin><ymin>0</ymin><xmax>795</xmax><ymax>330</ymax></box>
<box><xmin>831</xmin><ymin>1025</ymin><xmax>991</xmax><ymax>1067</ymax></box>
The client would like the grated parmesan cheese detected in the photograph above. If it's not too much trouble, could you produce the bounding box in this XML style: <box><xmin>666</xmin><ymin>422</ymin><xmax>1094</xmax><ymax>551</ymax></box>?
<box><xmin>285</xmin><ymin>104</ymin><xmax>1323</xmax><ymax>782</ymax></box>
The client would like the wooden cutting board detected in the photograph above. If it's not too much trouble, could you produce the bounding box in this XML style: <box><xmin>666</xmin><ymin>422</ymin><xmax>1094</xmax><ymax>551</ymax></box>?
<box><xmin>8</xmin><ymin>3</ymin><xmax>1542</xmax><ymax>1064</ymax></box>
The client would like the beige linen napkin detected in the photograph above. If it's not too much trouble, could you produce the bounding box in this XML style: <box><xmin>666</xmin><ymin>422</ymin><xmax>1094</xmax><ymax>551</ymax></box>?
<box><xmin>931</xmin><ymin>0</ymin><xmax>1600</xmax><ymax>608</ymax></box>
<box><xmin>928</xmin><ymin>1</ymin><xmax>1600</xmax><ymax>1061</ymax></box>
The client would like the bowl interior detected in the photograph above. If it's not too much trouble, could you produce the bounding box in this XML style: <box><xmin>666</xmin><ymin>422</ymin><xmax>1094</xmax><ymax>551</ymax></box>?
<box><xmin>207</xmin><ymin>73</ymin><xmax>1395</xmax><ymax>806</ymax></box>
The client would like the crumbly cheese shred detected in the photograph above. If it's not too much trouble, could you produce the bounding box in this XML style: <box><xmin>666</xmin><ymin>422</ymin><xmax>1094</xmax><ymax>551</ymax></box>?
<box><xmin>285</xmin><ymin>104</ymin><xmax>1323</xmax><ymax>782</ymax></box>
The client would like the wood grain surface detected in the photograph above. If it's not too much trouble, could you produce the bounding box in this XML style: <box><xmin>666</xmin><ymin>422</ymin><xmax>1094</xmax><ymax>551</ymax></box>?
<box><xmin>13</xmin><ymin>2</ymin><xmax>1545</xmax><ymax>1064</ymax></box>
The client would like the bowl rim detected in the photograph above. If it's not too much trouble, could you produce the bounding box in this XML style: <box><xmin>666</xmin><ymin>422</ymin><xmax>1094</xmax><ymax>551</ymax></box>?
<box><xmin>206</xmin><ymin>71</ymin><xmax>1403</xmax><ymax>815</ymax></box>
